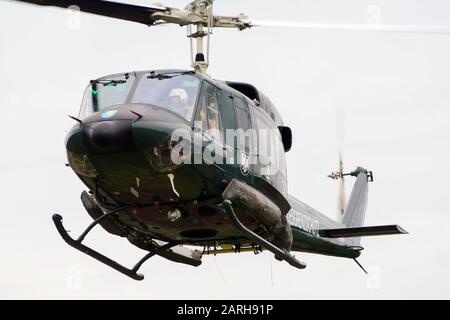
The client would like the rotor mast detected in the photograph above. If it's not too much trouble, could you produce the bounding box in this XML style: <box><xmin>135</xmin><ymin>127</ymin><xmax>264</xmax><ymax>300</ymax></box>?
<box><xmin>151</xmin><ymin>0</ymin><xmax>250</xmax><ymax>74</ymax></box>
<box><xmin>186</xmin><ymin>0</ymin><xmax>213</xmax><ymax>73</ymax></box>
<box><xmin>193</xmin><ymin>22</ymin><xmax>208</xmax><ymax>73</ymax></box>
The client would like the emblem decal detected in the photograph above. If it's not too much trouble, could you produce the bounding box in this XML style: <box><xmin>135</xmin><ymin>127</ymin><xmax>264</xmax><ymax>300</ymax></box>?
<box><xmin>101</xmin><ymin>110</ymin><xmax>118</xmax><ymax>119</ymax></box>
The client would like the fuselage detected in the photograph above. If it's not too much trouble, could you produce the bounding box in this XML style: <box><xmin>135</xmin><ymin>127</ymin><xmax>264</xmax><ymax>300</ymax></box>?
<box><xmin>66</xmin><ymin>69</ymin><xmax>359</xmax><ymax>258</ymax></box>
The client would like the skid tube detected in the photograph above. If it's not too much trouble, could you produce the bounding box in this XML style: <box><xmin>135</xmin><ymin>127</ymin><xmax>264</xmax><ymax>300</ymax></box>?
<box><xmin>52</xmin><ymin>206</ymin><xmax>179</xmax><ymax>281</ymax></box>
<box><xmin>222</xmin><ymin>200</ymin><xmax>306</xmax><ymax>269</ymax></box>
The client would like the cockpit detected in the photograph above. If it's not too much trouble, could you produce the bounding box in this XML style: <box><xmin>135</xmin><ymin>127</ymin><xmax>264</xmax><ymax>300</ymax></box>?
<box><xmin>76</xmin><ymin>69</ymin><xmax>290</xmax><ymax>193</ymax></box>
<box><xmin>79</xmin><ymin>71</ymin><xmax>201</xmax><ymax>122</ymax></box>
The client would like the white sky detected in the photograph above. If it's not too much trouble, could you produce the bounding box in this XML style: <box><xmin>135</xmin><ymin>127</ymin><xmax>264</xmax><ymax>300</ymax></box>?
<box><xmin>0</xmin><ymin>0</ymin><xmax>449</xmax><ymax>299</ymax></box>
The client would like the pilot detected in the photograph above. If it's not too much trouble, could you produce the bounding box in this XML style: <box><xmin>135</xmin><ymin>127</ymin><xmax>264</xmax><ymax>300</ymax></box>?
<box><xmin>206</xmin><ymin>94</ymin><xmax>222</xmax><ymax>141</ymax></box>
<box><xmin>167</xmin><ymin>88</ymin><xmax>191</xmax><ymax>119</ymax></box>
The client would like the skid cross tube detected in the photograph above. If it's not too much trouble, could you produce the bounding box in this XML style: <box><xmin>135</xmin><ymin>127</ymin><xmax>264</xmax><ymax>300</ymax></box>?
<box><xmin>132</xmin><ymin>242</ymin><xmax>180</xmax><ymax>273</ymax></box>
<box><xmin>77</xmin><ymin>205</ymin><xmax>127</xmax><ymax>242</ymax></box>
<box><xmin>52</xmin><ymin>209</ymin><xmax>179</xmax><ymax>281</ymax></box>
<box><xmin>223</xmin><ymin>200</ymin><xmax>306</xmax><ymax>269</ymax></box>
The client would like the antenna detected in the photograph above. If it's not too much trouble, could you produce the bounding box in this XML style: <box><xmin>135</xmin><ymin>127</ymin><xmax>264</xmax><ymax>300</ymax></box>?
<box><xmin>353</xmin><ymin>258</ymin><xmax>368</xmax><ymax>274</ymax></box>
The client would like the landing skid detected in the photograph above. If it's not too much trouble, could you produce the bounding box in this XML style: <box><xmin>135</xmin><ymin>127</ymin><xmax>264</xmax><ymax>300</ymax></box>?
<box><xmin>222</xmin><ymin>200</ymin><xmax>306</xmax><ymax>269</ymax></box>
<box><xmin>52</xmin><ymin>207</ymin><xmax>179</xmax><ymax>281</ymax></box>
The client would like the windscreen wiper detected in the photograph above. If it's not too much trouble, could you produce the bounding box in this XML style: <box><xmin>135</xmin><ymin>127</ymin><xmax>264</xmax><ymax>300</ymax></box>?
<box><xmin>147</xmin><ymin>71</ymin><xmax>195</xmax><ymax>80</ymax></box>
<box><xmin>91</xmin><ymin>73</ymin><xmax>130</xmax><ymax>86</ymax></box>
<box><xmin>90</xmin><ymin>79</ymin><xmax>127</xmax><ymax>87</ymax></box>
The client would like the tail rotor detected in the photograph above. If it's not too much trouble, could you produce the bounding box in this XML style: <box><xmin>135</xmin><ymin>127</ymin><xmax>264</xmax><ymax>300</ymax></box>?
<box><xmin>338</xmin><ymin>150</ymin><xmax>346</xmax><ymax>217</ymax></box>
<box><xmin>328</xmin><ymin>149</ymin><xmax>347</xmax><ymax>220</ymax></box>
<box><xmin>328</xmin><ymin>107</ymin><xmax>347</xmax><ymax>221</ymax></box>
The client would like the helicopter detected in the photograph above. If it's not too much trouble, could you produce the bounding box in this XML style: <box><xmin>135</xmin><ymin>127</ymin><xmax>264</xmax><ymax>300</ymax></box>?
<box><xmin>8</xmin><ymin>0</ymin><xmax>433</xmax><ymax>281</ymax></box>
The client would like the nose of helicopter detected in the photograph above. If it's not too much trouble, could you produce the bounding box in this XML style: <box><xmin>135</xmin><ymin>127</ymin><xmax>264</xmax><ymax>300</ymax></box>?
<box><xmin>82</xmin><ymin>119</ymin><xmax>136</xmax><ymax>155</ymax></box>
<box><xmin>74</xmin><ymin>104</ymin><xmax>191</xmax><ymax>155</ymax></box>
<box><xmin>65</xmin><ymin>104</ymin><xmax>194</xmax><ymax>178</ymax></box>
<box><xmin>65</xmin><ymin>104</ymin><xmax>213</xmax><ymax>206</ymax></box>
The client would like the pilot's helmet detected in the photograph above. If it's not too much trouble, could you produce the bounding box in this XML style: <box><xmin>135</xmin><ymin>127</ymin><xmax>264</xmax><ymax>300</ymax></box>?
<box><xmin>207</xmin><ymin>94</ymin><xmax>217</xmax><ymax>107</ymax></box>
<box><xmin>168</xmin><ymin>88</ymin><xmax>188</xmax><ymax>104</ymax></box>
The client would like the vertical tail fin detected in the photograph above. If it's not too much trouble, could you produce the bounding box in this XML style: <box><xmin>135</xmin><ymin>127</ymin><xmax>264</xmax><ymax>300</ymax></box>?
<box><xmin>342</xmin><ymin>167</ymin><xmax>372</xmax><ymax>228</ymax></box>
<box><xmin>319</xmin><ymin>167</ymin><xmax>407</xmax><ymax>247</ymax></box>
<box><xmin>340</xmin><ymin>167</ymin><xmax>373</xmax><ymax>246</ymax></box>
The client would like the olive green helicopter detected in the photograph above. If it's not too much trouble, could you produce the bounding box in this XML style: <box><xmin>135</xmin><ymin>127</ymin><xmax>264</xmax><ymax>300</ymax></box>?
<box><xmin>12</xmin><ymin>0</ymin><xmax>445</xmax><ymax>281</ymax></box>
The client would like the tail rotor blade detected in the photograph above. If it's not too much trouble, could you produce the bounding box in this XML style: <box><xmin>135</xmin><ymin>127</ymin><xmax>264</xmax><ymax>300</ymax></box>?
<box><xmin>338</xmin><ymin>151</ymin><xmax>346</xmax><ymax>217</ymax></box>
<box><xmin>336</xmin><ymin>106</ymin><xmax>346</xmax><ymax>220</ymax></box>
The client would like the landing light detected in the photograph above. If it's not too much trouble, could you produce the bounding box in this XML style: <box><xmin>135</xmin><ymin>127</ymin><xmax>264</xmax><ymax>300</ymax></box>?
<box><xmin>168</xmin><ymin>208</ymin><xmax>182</xmax><ymax>222</ymax></box>
<box><xmin>145</xmin><ymin>139</ymin><xmax>180</xmax><ymax>173</ymax></box>
<box><xmin>67</xmin><ymin>151</ymin><xmax>97</xmax><ymax>178</ymax></box>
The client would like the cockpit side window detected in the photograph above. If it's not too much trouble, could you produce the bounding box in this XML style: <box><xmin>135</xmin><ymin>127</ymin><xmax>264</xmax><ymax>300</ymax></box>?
<box><xmin>253</xmin><ymin>110</ymin><xmax>287</xmax><ymax>192</ymax></box>
<box><xmin>196</xmin><ymin>82</ymin><xmax>224</xmax><ymax>142</ymax></box>
<box><xmin>218</xmin><ymin>90</ymin><xmax>236</xmax><ymax>132</ymax></box>
<box><xmin>234</xmin><ymin>97</ymin><xmax>251</xmax><ymax>131</ymax></box>
<box><xmin>233</xmin><ymin>96</ymin><xmax>256</xmax><ymax>154</ymax></box>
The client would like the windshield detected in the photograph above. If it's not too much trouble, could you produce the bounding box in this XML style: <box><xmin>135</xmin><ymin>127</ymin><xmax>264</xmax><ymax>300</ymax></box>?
<box><xmin>79</xmin><ymin>72</ymin><xmax>201</xmax><ymax>122</ymax></box>
<box><xmin>79</xmin><ymin>73</ymin><xmax>134</xmax><ymax>119</ymax></box>
<box><xmin>132</xmin><ymin>73</ymin><xmax>200</xmax><ymax>121</ymax></box>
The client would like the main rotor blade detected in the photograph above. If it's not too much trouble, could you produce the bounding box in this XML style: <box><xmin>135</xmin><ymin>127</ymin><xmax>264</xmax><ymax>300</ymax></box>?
<box><xmin>10</xmin><ymin>0</ymin><xmax>167</xmax><ymax>25</ymax></box>
<box><xmin>249</xmin><ymin>20</ymin><xmax>450</xmax><ymax>34</ymax></box>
